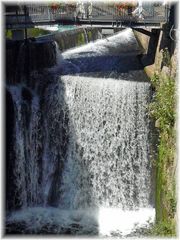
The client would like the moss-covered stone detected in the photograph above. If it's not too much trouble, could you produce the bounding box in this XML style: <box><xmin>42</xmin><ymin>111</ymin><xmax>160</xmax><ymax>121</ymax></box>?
<box><xmin>6</xmin><ymin>28</ymin><xmax>50</xmax><ymax>39</ymax></box>
<box><xmin>87</xmin><ymin>31</ymin><xmax>92</xmax><ymax>41</ymax></box>
<box><xmin>77</xmin><ymin>32</ymin><xmax>85</xmax><ymax>46</ymax></box>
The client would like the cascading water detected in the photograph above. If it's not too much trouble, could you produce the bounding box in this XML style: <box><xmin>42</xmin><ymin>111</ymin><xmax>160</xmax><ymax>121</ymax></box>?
<box><xmin>59</xmin><ymin>75</ymin><xmax>153</xmax><ymax>210</ymax></box>
<box><xmin>6</xmin><ymin>28</ymin><xmax>155</xmax><ymax>236</ymax></box>
<box><xmin>83</xmin><ymin>28</ymin><xmax>89</xmax><ymax>44</ymax></box>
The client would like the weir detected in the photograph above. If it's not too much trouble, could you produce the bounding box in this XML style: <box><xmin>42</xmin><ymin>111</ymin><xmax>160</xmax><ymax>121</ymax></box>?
<box><xmin>6</xmin><ymin>28</ymin><xmax>156</xmax><ymax>236</ymax></box>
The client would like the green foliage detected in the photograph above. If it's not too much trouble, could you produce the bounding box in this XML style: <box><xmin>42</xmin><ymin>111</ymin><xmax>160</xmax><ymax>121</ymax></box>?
<box><xmin>149</xmin><ymin>74</ymin><xmax>175</xmax><ymax>131</ymax></box>
<box><xmin>149</xmin><ymin>219</ymin><xmax>176</xmax><ymax>236</ymax></box>
<box><xmin>162</xmin><ymin>47</ymin><xmax>171</xmax><ymax>67</ymax></box>
<box><xmin>149</xmin><ymin>72</ymin><xmax>176</xmax><ymax>237</ymax></box>
<box><xmin>150</xmin><ymin>73</ymin><xmax>159</xmax><ymax>87</ymax></box>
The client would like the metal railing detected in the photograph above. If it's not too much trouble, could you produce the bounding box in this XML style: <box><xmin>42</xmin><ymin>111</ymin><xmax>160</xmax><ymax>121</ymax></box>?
<box><xmin>5</xmin><ymin>3</ymin><xmax>169</xmax><ymax>29</ymax></box>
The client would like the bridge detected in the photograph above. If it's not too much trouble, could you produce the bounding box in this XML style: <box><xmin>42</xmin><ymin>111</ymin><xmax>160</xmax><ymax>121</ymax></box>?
<box><xmin>5</xmin><ymin>2</ymin><xmax>169</xmax><ymax>31</ymax></box>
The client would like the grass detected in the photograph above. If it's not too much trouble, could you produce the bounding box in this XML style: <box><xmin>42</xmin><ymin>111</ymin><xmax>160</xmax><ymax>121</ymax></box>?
<box><xmin>149</xmin><ymin>72</ymin><xmax>176</xmax><ymax>236</ymax></box>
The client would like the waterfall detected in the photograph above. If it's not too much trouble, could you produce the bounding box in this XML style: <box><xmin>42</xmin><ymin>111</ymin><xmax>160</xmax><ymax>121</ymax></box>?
<box><xmin>54</xmin><ymin>28</ymin><xmax>101</xmax><ymax>52</ymax></box>
<box><xmin>58</xmin><ymin>75</ymin><xmax>153</xmax><ymax>210</ymax></box>
<box><xmin>62</xmin><ymin>28</ymin><xmax>142</xmax><ymax>59</ymax></box>
<box><xmin>83</xmin><ymin>28</ymin><xmax>89</xmax><ymax>43</ymax></box>
<box><xmin>6</xmin><ymin>28</ymin><xmax>155</xmax><ymax>236</ymax></box>
<box><xmin>7</xmin><ymin>85</ymin><xmax>42</xmax><ymax>208</ymax></box>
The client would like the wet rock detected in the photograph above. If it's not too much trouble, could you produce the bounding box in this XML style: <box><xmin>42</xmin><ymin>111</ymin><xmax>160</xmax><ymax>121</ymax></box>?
<box><xmin>22</xmin><ymin>87</ymin><xmax>32</xmax><ymax>103</ymax></box>
<box><xmin>6</xmin><ymin>39</ymin><xmax>56</xmax><ymax>85</ymax></box>
<box><xmin>6</xmin><ymin>221</ymin><xmax>27</xmax><ymax>234</ymax></box>
<box><xmin>6</xmin><ymin>89</ymin><xmax>19</xmax><ymax>211</ymax></box>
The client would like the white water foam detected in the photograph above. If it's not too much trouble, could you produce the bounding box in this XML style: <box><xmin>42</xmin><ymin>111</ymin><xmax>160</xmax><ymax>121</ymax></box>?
<box><xmin>7</xmin><ymin>85</ymin><xmax>42</xmax><ymax>207</ymax></box>
<box><xmin>59</xmin><ymin>76</ymin><xmax>153</xmax><ymax>210</ymax></box>
<box><xmin>6</xmin><ymin>28</ymin><xmax>155</xmax><ymax>236</ymax></box>
<box><xmin>62</xmin><ymin>28</ymin><xmax>141</xmax><ymax>59</ymax></box>
<box><xmin>6</xmin><ymin>206</ymin><xmax>155</xmax><ymax>236</ymax></box>
<box><xmin>98</xmin><ymin>207</ymin><xmax>155</xmax><ymax>236</ymax></box>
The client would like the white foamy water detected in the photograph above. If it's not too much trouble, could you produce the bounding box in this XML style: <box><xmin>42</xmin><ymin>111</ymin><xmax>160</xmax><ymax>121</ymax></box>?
<box><xmin>98</xmin><ymin>207</ymin><xmax>155</xmax><ymax>236</ymax></box>
<box><xmin>51</xmin><ymin>28</ymin><xmax>144</xmax><ymax>77</ymax></box>
<box><xmin>59</xmin><ymin>76</ymin><xmax>153</xmax><ymax>210</ymax></box>
<box><xmin>8</xmin><ymin>85</ymin><xmax>42</xmax><ymax>207</ymax></box>
<box><xmin>63</xmin><ymin>28</ymin><xmax>141</xmax><ymax>59</ymax></box>
<box><xmin>6</xmin><ymin>28</ymin><xmax>155</xmax><ymax>236</ymax></box>
<box><xmin>7</xmin><ymin>207</ymin><xmax>155</xmax><ymax>236</ymax></box>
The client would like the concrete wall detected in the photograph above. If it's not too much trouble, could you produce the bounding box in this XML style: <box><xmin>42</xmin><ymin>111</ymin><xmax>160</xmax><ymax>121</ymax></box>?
<box><xmin>133</xmin><ymin>24</ymin><xmax>177</xmax><ymax>79</ymax></box>
<box><xmin>6</xmin><ymin>27</ymin><xmax>102</xmax><ymax>84</ymax></box>
<box><xmin>54</xmin><ymin>27</ymin><xmax>101</xmax><ymax>52</ymax></box>
<box><xmin>12</xmin><ymin>29</ymin><xmax>25</xmax><ymax>40</ymax></box>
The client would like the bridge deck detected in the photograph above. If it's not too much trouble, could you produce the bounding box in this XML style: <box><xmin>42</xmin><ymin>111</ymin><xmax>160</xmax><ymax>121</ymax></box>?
<box><xmin>5</xmin><ymin>3</ymin><xmax>169</xmax><ymax>30</ymax></box>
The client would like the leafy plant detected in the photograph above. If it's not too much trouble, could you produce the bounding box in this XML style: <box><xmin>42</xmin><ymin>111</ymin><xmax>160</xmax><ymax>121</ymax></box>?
<box><xmin>149</xmin><ymin>75</ymin><xmax>175</xmax><ymax>131</ymax></box>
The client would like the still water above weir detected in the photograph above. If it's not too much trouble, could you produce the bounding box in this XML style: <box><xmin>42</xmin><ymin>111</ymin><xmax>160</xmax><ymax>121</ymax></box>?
<box><xmin>6</xmin><ymin>28</ymin><xmax>155</xmax><ymax>237</ymax></box>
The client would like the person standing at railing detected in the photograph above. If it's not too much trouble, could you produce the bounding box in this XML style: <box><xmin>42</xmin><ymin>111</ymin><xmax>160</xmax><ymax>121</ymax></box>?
<box><xmin>76</xmin><ymin>1</ymin><xmax>85</xmax><ymax>19</ymax></box>
<box><xmin>84</xmin><ymin>2</ymin><xmax>93</xmax><ymax>19</ymax></box>
<box><xmin>51</xmin><ymin>3</ymin><xmax>59</xmax><ymax>13</ymax></box>
<box><xmin>132</xmin><ymin>0</ymin><xmax>149</xmax><ymax>19</ymax></box>
<box><xmin>114</xmin><ymin>2</ymin><xmax>137</xmax><ymax>17</ymax></box>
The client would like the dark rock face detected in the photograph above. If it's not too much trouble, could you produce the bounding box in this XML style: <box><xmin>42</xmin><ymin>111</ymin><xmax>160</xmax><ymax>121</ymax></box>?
<box><xmin>6</xmin><ymin>222</ymin><xmax>98</xmax><ymax>235</ymax></box>
<box><xmin>6</xmin><ymin>221</ymin><xmax>27</xmax><ymax>234</ymax></box>
<box><xmin>31</xmin><ymin>40</ymin><xmax>56</xmax><ymax>70</ymax></box>
<box><xmin>5</xmin><ymin>42</ymin><xmax>56</xmax><ymax>206</ymax></box>
<box><xmin>6</xmin><ymin>89</ymin><xmax>17</xmax><ymax>211</ymax></box>
<box><xmin>6</xmin><ymin>39</ymin><xmax>57</xmax><ymax>84</ymax></box>
<box><xmin>6</xmin><ymin>40</ymin><xmax>23</xmax><ymax>84</ymax></box>
<box><xmin>5</xmin><ymin>75</ymin><xmax>70</xmax><ymax>210</ymax></box>
<box><xmin>22</xmin><ymin>87</ymin><xmax>32</xmax><ymax>102</ymax></box>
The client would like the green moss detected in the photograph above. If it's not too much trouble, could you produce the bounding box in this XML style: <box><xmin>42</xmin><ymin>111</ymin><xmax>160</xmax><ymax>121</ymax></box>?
<box><xmin>150</xmin><ymin>75</ymin><xmax>175</xmax><ymax>131</ymax></box>
<box><xmin>149</xmin><ymin>73</ymin><xmax>176</xmax><ymax>236</ymax></box>
<box><xmin>27</xmin><ymin>28</ymin><xmax>50</xmax><ymax>37</ymax></box>
<box><xmin>6</xmin><ymin>30</ymin><xmax>12</xmax><ymax>39</ymax></box>
<box><xmin>149</xmin><ymin>219</ymin><xmax>176</xmax><ymax>236</ymax></box>
<box><xmin>77</xmin><ymin>32</ymin><xmax>85</xmax><ymax>46</ymax></box>
<box><xmin>5</xmin><ymin>28</ymin><xmax>50</xmax><ymax>39</ymax></box>
<box><xmin>87</xmin><ymin>31</ymin><xmax>92</xmax><ymax>41</ymax></box>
